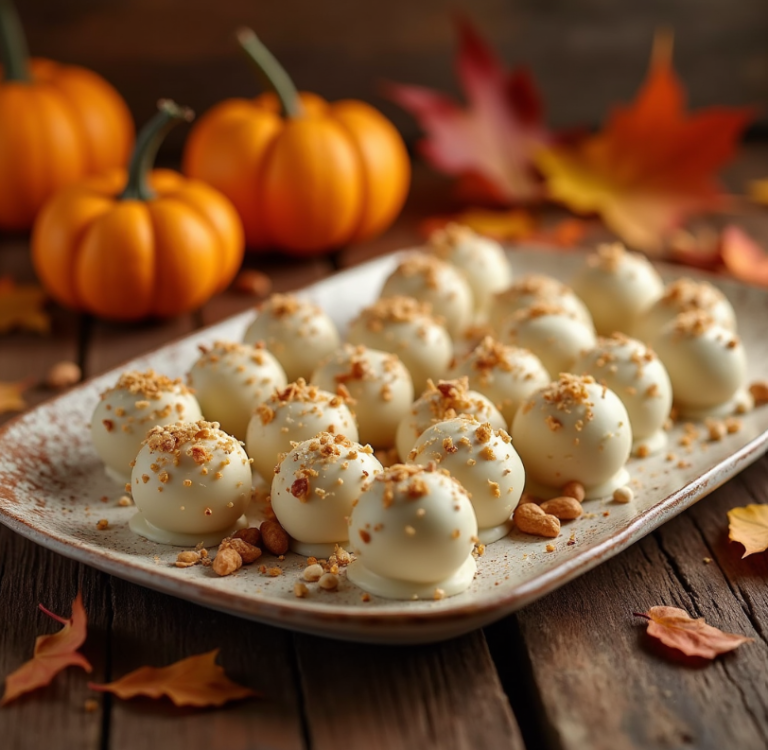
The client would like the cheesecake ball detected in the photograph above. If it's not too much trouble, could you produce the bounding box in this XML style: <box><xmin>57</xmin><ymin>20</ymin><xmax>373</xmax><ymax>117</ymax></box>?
<box><xmin>410</xmin><ymin>419</ymin><xmax>524</xmax><ymax>543</ymax></box>
<box><xmin>511</xmin><ymin>374</ymin><xmax>632</xmax><ymax>499</ymax></box>
<box><xmin>311</xmin><ymin>344</ymin><xmax>414</xmax><ymax>448</ymax></box>
<box><xmin>634</xmin><ymin>278</ymin><xmax>737</xmax><ymax>344</ymax></box>
<box><xmin>652</xmin><ymin>311</ymin><xmax>750</xmax><ymax>418</ymax></box>
<box><xmin>574</xmin><ymin>334</ymin><xmax>672</xmax><ymax>456</ymax></box>
<box><xmin>571</xmin><ymin>243</ymin><xmax>664</xmax><ymax>335</ymax></box>
<box><xmin>501</xmin><ymin>303</ymin><xmax>597</xmax><ymax>377</ymax></box>
<box><xmin>242</xmin><ymin>293</ymin><xmax>340</xmax><ymax>382</ymax></box>
<box><xmin>347</xmin><ymin>464</ymin><xmax>478</xmax><ymax>599</ymax></box>
<box><xmin>129</xmin><ymin>421</ymin><xmax>251</xmax><ymax>546</ymax></box>
<box><xmin>91</xmin><ymin>370</ymin><xmax>202</xmax><ymax>485</ymax></box>
<box><xmin>187</xmin><ymin>341</ymin><xmax>287</xmax><ymax>441</ymax></box>
<box><xmin>489</xmin><ymin>274</ymin><xmax>593</xmax><ymax>333</ymax></box>
<box><xmin>379</xmin><ymin>253</ymin><xmax>473</xmax><ymax>337</ymax></box>
<box><xmin>346</xmin><ymin>296</ymin><xmax>452</xmax><ymax>393</ymax></box>
<box><xmin>395</xmin><ymin>378</ymin><xmax>506</xmax><ymax>462</ymax></box>
<box><xmin>271</xmin><ymin>432</ymin><xmax>383</xmax><ymax>557</ymax></box>
<box><xmin>426</xmin><ymin>223</ymin><xmax>512</xmax><ymax>318</ymax></box>
<box><xmin>448</xmin><ymin>336</ymin><xmax>551</xmax><ymax>426</ymax></box>
<box><xmin>246</xmin><ymin>379</ymin><xmax>358</xmax><ymax>482</ymax></box>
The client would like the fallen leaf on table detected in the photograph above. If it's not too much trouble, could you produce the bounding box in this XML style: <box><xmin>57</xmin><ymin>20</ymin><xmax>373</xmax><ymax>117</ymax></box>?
<box><xmin>635</xmin><ymin>606</ymin><xmax>752</xmax><ymax>659</ymax></box>
<box><xmin>89</xmin><ymin>649</ymin><xmax>257</xmax><ymax>707</ymax></box>
<box><xmin>0</xmin><ymin>276</ymin><xmax>50</xmax><ymax>335</ymax></box>
<box><xmin>748</xmin><ymin>180</ymin><xmax>768</xmax><ymax>206</ymax></box>
<box><xmin>1</xmin><ymin>592</ymin><xmax>91</xmax><ymax>706</ymax></box>
<box><xmin>536</xmin><ymin>31</ymin><xmax>754</xmax><ymax>253</ymax></box>
<box><xmin>720</xmin><ymin>226</ymin><xmax>768</xmax><ymax>287</ymax></box>
<box><xmin>727</xmin><ymin>504</ymin><xmax>768</xmax><ymax>557</ymax></box>
<box><xmin>385</xmin><ymin>16</ymin><xmax>550</xmax><ymax>205</ymax></box>
<box><xmin>0</xmin><ymin>378</ymin><xmax>35</xmax><ymax>415</ymax></box>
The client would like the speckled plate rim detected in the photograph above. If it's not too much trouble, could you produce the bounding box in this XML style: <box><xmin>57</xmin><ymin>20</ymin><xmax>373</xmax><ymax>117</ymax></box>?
<box><xmin>1</xmin><ymin>248</ymin><xmax>767</xmax><ymax>644</ymax></box>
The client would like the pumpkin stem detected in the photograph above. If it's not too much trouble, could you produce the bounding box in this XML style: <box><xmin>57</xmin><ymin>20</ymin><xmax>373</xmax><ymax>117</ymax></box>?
<box><xmin>236</xmin><ymin>27</ymin><xmax>302</xmax><ymax>118</ymax></box>
<box><xmin>0</xmin><ymin>0</ymin><xmax>30</xmax><ymax>82</ymax></box>
<box><xmin>119</xmin><ymin>99</ymin><xmax>194</xmax><ymax>202</ymax></box>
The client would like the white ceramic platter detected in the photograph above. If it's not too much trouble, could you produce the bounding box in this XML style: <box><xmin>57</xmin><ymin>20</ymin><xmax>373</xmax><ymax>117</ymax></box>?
<box><xmin>1</xmin><ymin>249</ymin><xmax>767</xmax><ymax>645</ymax></box>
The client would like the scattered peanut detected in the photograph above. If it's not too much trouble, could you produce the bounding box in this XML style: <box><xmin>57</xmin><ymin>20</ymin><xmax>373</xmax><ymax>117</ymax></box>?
<box><xmin>749</xmin><ymin>380</ymin><xmax>768</xmax><ymax>406</ymax></box>
<box><xmin>318</xmin><ymin>572</ymin><xmax>339</xmax><ymax>590</ymax></box>
<box><xmin>212</xmin><ymin>547</ymin><xmax>242</xmax><ymax>576</ymax></box>
<box><xmin>233</xmin><ymin>526</ymin><xmax>262</xmax><ymax>548</ymax></box>
<box><xmin>561</xmin><ymin>481</ymin><xmax>586</xmax><ymax>503</ymax></box>
<box><xmin>613</xmin><ymin>486</ymin><xmax>634</xmax><ymax>504</ymax></box>
<box><xmin>540</xmin><ymin>496</ymin><xmax>583</xmax><ymax>520</ymax></box>
<box><xmin>303</xmin><ymin>563</ymin><xmax>324</xmax><ymax>582</ymax></box>
<box><xmin>293</xmin><ymin>581</ymin><xmax>309</xmax><ymax>598</ymax></box>
<box><xmin>46</xmin><ymin>361</ymin><xmax>81</xmax><ymax>390</ymax></box>
<box><xmin>227</xmin><ymin>537</ymin><xmax>262</xmax><ymax>564</ymax></box>
<box><xmin>117</xmin><ymin>495</ymin><xmax>133</xmax><ymax>507</ymax></box>
<box><xmin>519</xmin><ymin>492</ymin><xmax>542</xmax><ymax>505</ymax></box>
<box><xmin>705</xmin><ymin>418</ymin><xmax>726</xmax><ymax>441</ymax></box>
<box><xmin>175</xmin><ymin>550</ymin><xmax>201</xmax><ymax>568</ymax></box>
<box><xmin>96</xmin><ymin>519</ymin><xmax>109</xmax><ymax>530</ymax></box>
<box><xmin>260</xmin><ymin>519</ymin><xmax>290</xmax><ymax>555</ymax></box>
<box><xmin>513</xmin><ymin>503</ymin><xmax>560</xmax><ymax>538</ymax></box>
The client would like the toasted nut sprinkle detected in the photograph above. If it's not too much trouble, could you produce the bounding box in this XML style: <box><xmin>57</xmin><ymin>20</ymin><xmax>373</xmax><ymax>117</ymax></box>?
<box><xmin>612</xmin><ymin>486</ymin><xmax>634</xmax><ymax>504</ymax></box>
<box><xmin>318</xmin><ymin>573</ymin><xmax>339</xmax><ymax>590</ymax></box>
<box><xmin>303</xmin><ymin>563</ymin><xmax>324</xmax><ymax>582</ymax></box>
<box><xmin>175</xmin><ymin>550</ymin><xmax>201</xmax><ymax>568</ymax></box>
<box><xmin>96</xmin><ymin>519</ymin><xmax>109</xmax><ymax>530</ymax></box>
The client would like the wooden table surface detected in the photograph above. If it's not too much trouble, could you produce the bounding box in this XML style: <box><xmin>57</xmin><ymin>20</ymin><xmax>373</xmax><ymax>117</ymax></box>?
<box><xmin>2</xmin><ymin>159</ymin><xmax>768</xmax><ymax>750</ymax></box>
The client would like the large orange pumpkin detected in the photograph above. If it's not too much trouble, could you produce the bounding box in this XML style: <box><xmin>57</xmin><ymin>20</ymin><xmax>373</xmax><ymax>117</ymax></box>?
<box><xmin>183</xmin><ymin>28</ymin><xmax>410</xmax><ymax>255</ymax></box>
<box><xmin>32</xmin><ymin>101</ymin><xmax>244</xmax><ymax>321</ymax></box>
<box><xmin>0</xmin><ymin>1</ymin><xmax>133</xmax><ymax>230</ymax></box>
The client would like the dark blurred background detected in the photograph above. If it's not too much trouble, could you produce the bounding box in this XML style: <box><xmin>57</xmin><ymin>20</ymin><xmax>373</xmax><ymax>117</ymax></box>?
<box><xmin>18</xmin><ymin>0</ymin><xmax>768</xmax><ymax>153</ymax></box>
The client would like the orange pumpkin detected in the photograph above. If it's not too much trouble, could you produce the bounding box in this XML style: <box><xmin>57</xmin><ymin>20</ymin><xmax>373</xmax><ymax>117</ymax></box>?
<box><xmin>0</xmin><ymin>1</ymin><xmax>133</xmax><ymax>230</ymax></box>
<box><xmin>32</xmin><ymin>101</ymin><xmax>244</xmax><ymax>321</ymax></box>
<box><xmin>183</xmin><ymin>28</ymin><xmax>410</xmax><ymax>255</ymax></box>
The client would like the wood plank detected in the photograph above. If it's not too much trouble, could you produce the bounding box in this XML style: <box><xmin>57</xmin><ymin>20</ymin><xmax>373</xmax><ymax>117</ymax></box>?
<box><xmin>107</xmin><ymin>577</ymin><xmax>306</xmax><ymax>750</ymax></box>
<box><xmin>0</xmin><ymin>526</ymin><xmax>109</xmax><ymax>749</ymax></box>
<box><xmin>498</xmin><ymin>454</ymin><xmax>768</xmax><ymax>750</ymax></box>
<box><xmin>294</xmin><ymin>630</ymin><xmax>524</xmax><ymax>750</ymax></box>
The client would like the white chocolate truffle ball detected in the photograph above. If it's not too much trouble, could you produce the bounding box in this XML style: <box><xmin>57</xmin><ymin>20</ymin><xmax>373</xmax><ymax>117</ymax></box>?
<box><xmin>395</xmin><ymin>378</ymin><xmax>506</xmax><ymax>462</ymax></box>
<box><xmin>187</xmin><ymin>341</ymin><xmax>287</xmax><ymax>441</ymax></box>
<box><xmin>246</xmin><ymin>379</ymin><xmax>358</xmax><ymax>482</ymax></box>
<box><xmin>448</xmin><ymin>336</ymin><xmax>551</xmax><ymax>426</ymax></box>
<box><xmin>511</xmin><ymin>374</ymin><xmax>632</xmax><ymax>499</ymax></box>
<box><xmin>651</xmin><ymin>311</ymin><xmax>749</xmax><ymax>418</ymax></box>
<box><xmin>574</xmin><ymin>334</ymin><xmax>672</xmax><ymax>456</ymax></box>
<box><xmin>91</xmin><ymin>370</ymin><xmax>202</xmax><ymax>485</ymax></box>
<box><xmin>347</xmin><ymin>296</ymin><xmax>452</xmax><ymax>393</ymax></box>
<box><xmin>129</xmin><ymin>420</ymin><xmax>251</xmax><ymax>546</ymax></box>
<box><xmin>347</xmin><ymin>464</ymin><xmax>478</xmax><ymax>599</ymax></box>
<box><xmin>571</xmin><ymin>243</ymin><xmax>664</xmax><ymax>336</ymax></box>
<box><xmin>410</xmin><ymin>419</ymin><xmax>524</xmax><ymax>543</ymax></box>
<box><xmin>271</xmin><ymin>432</ymin><xmax>383</xmax><ymax>557</ymax></box>
<box><xmin>501</xmin><ymin>303</ymin><xmax>597</xmax><ymax>377</ymax></box>
<box><xmin>489</xmin><ymin>274</ymin><xmax>593</xmax><ymax>333</ymax></box>
<box><xmin>634</xmin><ymin>278</ymin><xmax>736</xmax><ymax>344</ymax></box>
<box><xmin>311</xmin><ymin>344</ymin><xmax>414</xmax><ymax>448</ymax></box>
<box><xmin>426</xmin><ymin>223</ymin><xmax>512</xmax><ymax>318</ymax></box>
<box><xmin>379</xmin><ymin>253</ymin><xmax>473</xmax><ymax>337</ymax></box>
<box><xmin>242</xmin><ymin>293</ymin><xmax>340</xmax><ymax>382</ymax></box>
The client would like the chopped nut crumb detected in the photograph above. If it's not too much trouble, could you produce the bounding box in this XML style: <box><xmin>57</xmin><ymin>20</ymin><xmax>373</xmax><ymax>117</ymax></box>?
<box><xmin>96</xmin><ymin>519</ymin><xmax>109</xmax><ymax>530</ymax></box>
<box><xmin>294</xmin><ymin>581</ymin><xmax>309</xmax><ymax>598</ymax></box>
<box><xmin>318</xmin><ymin>573</ymin><xmax>339</xmax><ymax>590</ymax></box>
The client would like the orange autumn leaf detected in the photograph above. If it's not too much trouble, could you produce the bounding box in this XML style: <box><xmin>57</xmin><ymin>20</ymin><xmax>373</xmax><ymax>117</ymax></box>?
<box><xmin>720</xmin><ymin>226</ymin><xmax>768</xmax><ymax>287</ymax></box>
<box><xmin>1</xmin><ymin>592</ymin><xmax>92</xmax><ymax>706</ymax></box>
<box><xmin>727</xmin><ymin>504</ymin><xmax>768</xmax><ymax>558</ymax></box>
<box><xmin>0</xmin><ymin>275</ymin><xmax>50</xmax><ymax>335</ymax></box>
<box><xmin>0</xmin><ymin>378</ymin><xmax>35</xmax><ymax>415</ymax></box>
<box><xmin>537</xmin><ymin>33</ymin><xmax>754</xmax><ymax>253</ymax></box>
<box><xmin>636</xmin><ymin>606</ymin><xmax>752</xmax><ymax>659</ymax></box>
<box><xmin>89</xmin><ymin>649</ymin><xmax>257</xmax><ymax>707</ymax></box>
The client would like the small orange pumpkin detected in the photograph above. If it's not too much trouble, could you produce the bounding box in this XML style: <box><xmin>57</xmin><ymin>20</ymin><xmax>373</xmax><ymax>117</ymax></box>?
<box><xmin>183</xmin><ymin>28</ymin><xmax>410</xmax><ymax>255</ymax></box>
<box><xmin>0</xmin><ymin>1</ymin><xmax>133</xmax><ymax>230</ymax></box>
<box><xmin>32</xmin><ymin>101</ymin><xmax>244</xmax><ymax>321</ymax></box>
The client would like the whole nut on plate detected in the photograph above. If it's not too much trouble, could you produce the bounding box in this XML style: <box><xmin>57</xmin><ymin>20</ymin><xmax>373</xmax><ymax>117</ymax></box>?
<box><xmin>233</xmin><ymin>526</ymin><xmax>262</xmax><ymax>548</ymax></box>
<box><xmin>513</xmin><ymin>502</ymin><xmax>560</xmax><ymax>538</ymax></box>
<box><xmin>227</xmin><ymin>537</ymin><xmax>262</xmax><ymax>564</ymax></box>
<box><xmin>213</xmin><ymin>546</ymin><xmax>243</xmax><ymax>576</ymax></box>
<box><xmin>540</xmin><ymin>496</ymin><xmax>583</xmax><ymax>520</ymax></box>
<box><xmin>260</xmin><ymin>519</ymin><xmax>290</xmax><ymax>555</ymax></box>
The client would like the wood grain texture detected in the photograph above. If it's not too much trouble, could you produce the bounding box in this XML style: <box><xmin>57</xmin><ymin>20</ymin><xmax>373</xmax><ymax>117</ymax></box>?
<box><xmin>294</xmin><ymin>630</ymin><xmax>524</xmax><ymax>750</ymax></box>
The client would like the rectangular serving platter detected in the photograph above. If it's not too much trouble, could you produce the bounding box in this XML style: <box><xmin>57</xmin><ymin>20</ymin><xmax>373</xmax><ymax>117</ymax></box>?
<box><xmin>1</xmin><ymin>248</ymin><xmax>767</xmax><ymax>645</ymax></box>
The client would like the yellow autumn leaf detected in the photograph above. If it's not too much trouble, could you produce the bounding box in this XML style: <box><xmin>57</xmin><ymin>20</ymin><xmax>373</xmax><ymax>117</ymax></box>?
<box><xmin>727</xmin><ymin>504</ymin><xmax>768</xmax><ymax>558</ymax></box>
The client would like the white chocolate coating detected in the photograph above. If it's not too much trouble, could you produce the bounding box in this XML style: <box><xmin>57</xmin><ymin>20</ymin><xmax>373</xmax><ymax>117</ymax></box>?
<box><xmin>188</xmin><ymin>340</ymin><xmax>287</xmax><ymax>442</ymax></box>
<box><xmin>571</xmin><ymin>243</ymin><xmax>664</xmax><ymax>336</ymax></box>
<box><xmin>501</xmin><ymin>303</ymin><xmax>597</xmax><ymax>378</ymax></box>
<box><xmin>448</xmin><ymin>336</ymin><xmax>551</xmax><ymax>426</ymax></box>
<box><xmin>346</xmin><ymin>296</ymin><xmax>452</xmax><ymax>393</ymax></box>
<box><xmin>311</xmin><ymin>344</ymin><xmax>414</xmax><ymax>448</ymax></box>
<box><xmin>379</xmin><ymin>253</ymin><xmax>474</xmax><ymax>337</ymax></box>
<box><xmin>651</xmin><ymin>311</ymin><xmax>749</xmax><ymax>418</ymax></box>
<box><xmin>395</xmin><ymin>378</ymin><xmax>506</xmax><ymax>462</ymax></box>
<box><xmin>426</xmin><ymin>223</ymin><xmax>512</xmax><ymax>318</ymax></box>
<box><xmin>634</xmin><ymin>278</ymin><xmax>737</xmax><ymax>344</ymax></box>
<box><xmin>347</xmin><ymin>464</ymin><xmax>478</xmax><ymax>599</ymax></box>
<box><xmin>489</xmin><ymin>274</ymin><xmax>593</xmax><ymax>332</ymax></box>
<box><xmin>91</xmin><ymin>370</ymin><xmax>202</xmax><ymax>485</ymax></box>
<box><xmin>574</xmin><ymin>334</ymin><xmax>672</xmax><ymax>456</ymax></box>
<box><xmin>410</xmin><ymin>419</ymin><xmax>524</xmax><ymax>543</ymax></box>
<box><xmin>129</xmin><ymin>420</ymin><xmax>252</xmax><ymax>546</ymax></box>
<box><xmin>246</xmin><ymin>379</ymin><xmax>358</xmax><ymax>482</ymax></box>
<box><xmin>243</xmin><ymin>293</ymin><xmax>340</xmax><ymax>382</ymax></box>
<box><xmin>511</xmin><ymin>374</ymin><xmax>632</xmax><ymax>499</ymax></box>
<box><xmin>271</xmin><ymin>433</ymin><xmax>383</xmax><ymax>557</ymax></box>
